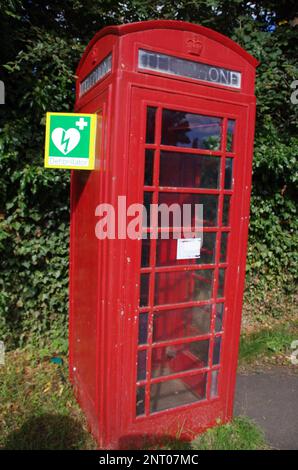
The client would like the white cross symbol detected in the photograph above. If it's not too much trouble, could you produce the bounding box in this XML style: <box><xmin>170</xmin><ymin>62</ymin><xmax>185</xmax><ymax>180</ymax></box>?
<box><xmin>75</xmin><ymin>117</ymin><xmax>88</xmax><ymax>131</ymax></box>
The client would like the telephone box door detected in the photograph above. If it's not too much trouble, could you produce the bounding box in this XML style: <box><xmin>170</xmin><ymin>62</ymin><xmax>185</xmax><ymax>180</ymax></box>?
<box><xmin>122</xmin><ymin>86</ymin><xmax>252</xmax><ymax>437</ymax></box>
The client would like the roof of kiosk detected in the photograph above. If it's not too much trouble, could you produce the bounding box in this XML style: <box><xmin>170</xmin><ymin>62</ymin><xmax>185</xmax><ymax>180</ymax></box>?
<box><xmin>77</xmin><ymin>20</ymin><xmax>258</xmax><ymax>75</ymax></box>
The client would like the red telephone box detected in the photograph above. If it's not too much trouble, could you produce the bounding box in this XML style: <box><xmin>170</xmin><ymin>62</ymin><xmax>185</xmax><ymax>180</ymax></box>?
<box><xmin>69</xmin><ymin>20</ymin><xmax>258</xmax><ymax>449</ymax></box>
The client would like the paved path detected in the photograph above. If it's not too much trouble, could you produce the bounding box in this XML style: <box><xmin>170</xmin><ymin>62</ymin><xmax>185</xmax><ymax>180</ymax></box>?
<box><xmin>234</xmin><ymin>368</ymin><xmax>298</xmax><ymax>450</ymax></box>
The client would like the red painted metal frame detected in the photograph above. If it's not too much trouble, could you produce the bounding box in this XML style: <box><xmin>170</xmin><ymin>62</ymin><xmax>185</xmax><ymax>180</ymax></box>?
<box><xmin>69</xmin><ymin>20</ymin><xmax>258</xmax><ymax>449</ymax></box>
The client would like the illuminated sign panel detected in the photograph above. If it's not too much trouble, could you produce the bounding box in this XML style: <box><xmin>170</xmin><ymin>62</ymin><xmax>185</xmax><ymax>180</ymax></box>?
<box><xmin>138</xmin><ymin>49</ymin><xmax>241</xmax><ymax>89</ymax></box>
<box><xmin>79</xmin><ymin>53</ymin><xmax>112</xmax><ymax>96</ymax></box>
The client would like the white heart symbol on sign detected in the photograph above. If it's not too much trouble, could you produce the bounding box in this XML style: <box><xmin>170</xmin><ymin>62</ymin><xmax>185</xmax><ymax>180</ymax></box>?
<box><xmin>51</xmin><ymin>127</ymin><xmax>81</xmax><ymax>155</ymax></box>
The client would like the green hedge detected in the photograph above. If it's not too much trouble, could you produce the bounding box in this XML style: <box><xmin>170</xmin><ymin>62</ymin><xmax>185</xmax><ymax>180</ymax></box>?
<box><xmin>0</xmin><ymin>1</ymin><xmax>297</xmax><ymax>350</ymax></box>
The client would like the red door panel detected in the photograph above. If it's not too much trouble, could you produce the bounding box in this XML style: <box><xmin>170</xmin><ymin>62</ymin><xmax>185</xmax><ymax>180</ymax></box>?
<box><xmin>121</xmin><ymin>86</ymin><xmax>250</xmax><ymax>439</ymax></box>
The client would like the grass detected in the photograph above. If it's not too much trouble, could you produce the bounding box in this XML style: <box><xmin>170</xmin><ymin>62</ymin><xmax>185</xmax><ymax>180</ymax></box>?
<box><xmin>239</xmin><ymin>321</ymin><xmax>298</xmax><ymax>365</ymax></box>
<box><xmin>0</xmin><ymin>349</ymin><xmax>267</xmax><ymax>450</ymax></box>
<box><xmin>146</xmin><ymin>417</ymin><xmax>267</xmax><ymax>451</ymax></box>
<box><xmin>0</xmin><ymin>349</ymin><xmax>97</xmax><ymax>450</ymax></box>
<box><xmin>191</xmin><ymin>417</ymin><xmax>266</xmax><ymax>450</ymax></box>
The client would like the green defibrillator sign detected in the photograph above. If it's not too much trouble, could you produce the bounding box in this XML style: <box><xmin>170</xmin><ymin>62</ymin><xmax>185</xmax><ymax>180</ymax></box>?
<box><xmin>44</xmin><ymin>112</ymin><xmax>97</xmax><ymax>170</ymax></box>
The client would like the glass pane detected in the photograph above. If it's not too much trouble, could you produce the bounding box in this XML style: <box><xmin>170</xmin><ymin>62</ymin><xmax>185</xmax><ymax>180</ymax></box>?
<box><xmin>144</xmin><ymin>149</ymin><xmax>154</xmax><ymax>186</ymax></box>
<box><xmin>136</xmin><ymin>386</ymin><xmax>145</xmax><ymax>416</ymax></box>
<box><xmin>226</xmin><ymin>119</ymin><xmax>235</xmax><ymax>152</ymax></box>
<box><xmin>220</xmin><ymin>232</ymin><xmax>228</xmax><ymax>263</ymax></box>
<box><xmin>146</xmin><ymin>107</ymin><xmax>157</xmax><ymax>143</ymax></box>
<box><xmin>80</xmin><ymin>53</ymin><xmax>112</xmax><ymax>96</ymax></box>
<box><xmin>150</xmin><ymin>373</ymin><xmax>207</xmax><ymax>413</ymax></box>
<box><xmin>139</xmin><ymin>50</ymin><xmax>241</xmax><ymax>89</ymax></box>
<box><xmin>217</xmin><ymin>268</ymin><xmax>225</xmax><ymax>298</ymax></box>
<box><xmin>141</xmin><ymin>238</ymin><xmax>150</xmax><ymax>267</ymax></box>
<box><xmin>200</xmin><ymin>194</ymin><xmax>218</xmax><ymax>228</ymax></box>
<box><xmin>143</xmin><ymin>192</ymin><xmax>152</xmax><ymax>228</ymax></box>
<box><xmin>138</xmin><ymin>313</ymin><xmax>148</xmax><ymax>345</ymax></box>
<box><xmin>213</xmin><ymin>336</ymin><xmax>222</xmax><ymax>365</ymax></box>
<box><xmin>158</xmin><ymin>193</ymin><xmax>218</xmax><ymax>228</ymax></box>
<box><xmin>162</xmin><ymin>109</ymin><xmax>222</xmax><ymax>150</ymax></box>
<box><xmin>152</xmin><ymin>339</ymin><xmax>209</xmax><ymax>378</ymax></box>
<box><xmin>159</xmin><ymin>152</ymin><xmax>220</xmax><ymax>189</ymax></box>
<box><xmin>153</xmin><ymin>305</ymin><xmax>211</xmax><ymax>343</ymax></box>
<box><xmin>154</xmin><ymin>269</ymin><xmax>214</xmax><ymax>306</ymax></box>
<box><xmin>210</xmin><ymin>370</ymin><xmax>219</xmax><ymax>398</ymax></box>
<box><xmin>200</xmin><ymin>232</ymin><xmax>216</xmax><ymax>264</ymax></box>
<box><xmin>222</xmin><ymin>195</ymin><xmax>230</xmax><ymax>226</ymax></box>
<box><xmin>156</xmin><ymin>232</ymin><xmax>216</xmax><ymax>267</ymax></box>
<box><xmin>140</xmin><ymin>273</ymin><xmax>150</xmax><ymax>306</ymax></box>
<box><xmin>215</xmin><ymin>303</ymin><xmax>224</xmax><ymax>332</ymax></box>
<box><xmin>137</xmin><ymin>350</ymin><xmax>147</xmax><ymax>381</ymax></box>
<box><xmin>224</xmin><ymin>158</ymin><xmax>233</xmax><ymax>189</ymax></box>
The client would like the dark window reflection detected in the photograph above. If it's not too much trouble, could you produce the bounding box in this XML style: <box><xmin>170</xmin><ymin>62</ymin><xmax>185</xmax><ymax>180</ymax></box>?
<box><xmin>224</xmin><ymin>158</ymin><xmax>233</xmax><ymax>189</ymax></box>
<box><xmin>217</xmin><ymin>268</ymin><xmax>225</xmax><ymax>298</ymax></box>
<box><xmin>220</xmin><ymin>232</ymin><xmax>228</xmax><ymax>263</ymax></box>
<box><xmin>201</xmin><ymin>194</ymin><xmax>219</xmax><ymax>227</ymax></box>
<box><xmin>159</xmin><ymin>151</ymin><xmax>220</xmax><ymax>189</ymax></box>
<box><xmin>212</xmin><ymin>336</ymin><xmax>222</xmax><ymax>365</ymax></box>
<box><xmin>222</xmin><ymin>195</ymin><xmax>230</xmax><ymax>226</ymax></box>
<box><xmin>138</xmin><ymin>313</ymin><xmax>148</xmax><ymax>344</ymax></box>
<box><xmin>226</xmin><ymin>119</ymin><xmax>235</xmax><ymax>152</ymax></box>
<box><xmin>215</xmin><ymin>303</ymin><xmax>224</xmax><ymax>332</ymax></box>
<box><xmin>162</xmin><ymin>109</ymin><xmax>222</xmax><ymax>150</ymax></box>
<box><xmin>200</xmin><ymin>232</ymin><xmax>216</xmax><ymax>264</ymax></box>
<box><xmin>144</xmin><ymin>149</ymin><xmax>154</xmax><ymax>186</ymax></box>
<box><xmin>146</xmin><ymin>107</ymin><xmax>157</xmax><ymax>143</ymax></box>
<box><xmin>140</xmin><ymin>273</ymin><xmax>150</xmax><ymax>306</ymax></box>
<box><xmin>143</xmin><ymin>192</ymin><xmax>152</xmax><ymax>228</ymax></box>
<box><xmin>141</xmin><ymin>238</ymin><xmax>150</xmax><ymax>267</ymax></box>
<box><xmin>137</xmin><ymin>350</ymin><xmax>147</xmax><ymax>380</ymax></box>
<box><xmin>210</xmin><ymin>370</ymin><xmax>219</xmax><ymax>398</ymax></box>
<box><xmin>136</xmin><ymin>386</ymin><xmax>145</xmax><ymax>416</ymax></box>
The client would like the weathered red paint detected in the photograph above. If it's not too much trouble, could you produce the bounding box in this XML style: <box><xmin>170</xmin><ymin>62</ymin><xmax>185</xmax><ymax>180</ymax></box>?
<box><xmin>69</xmin><ymin>20</ymin><xmax>258</xmax><ymax>449</ymax></box>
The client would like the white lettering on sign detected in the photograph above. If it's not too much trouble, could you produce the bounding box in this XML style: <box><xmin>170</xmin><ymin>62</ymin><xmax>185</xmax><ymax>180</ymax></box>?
<box><xmin>176</xmin><ymin>238</ymin><xmax>201</xmax><ymax>260</ymax></box>
<box><xmin>139</xmin><ymin>49</ymin><xmax>241</xmax><ymax>89</ymax></box>
<box><xmin>48</xmin><ymin>157</ymin><xmax>90</xmax><ymax>167</ymax></box>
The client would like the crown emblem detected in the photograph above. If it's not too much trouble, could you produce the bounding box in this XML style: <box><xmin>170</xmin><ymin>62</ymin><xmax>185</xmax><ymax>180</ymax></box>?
<box><xmin>186</xmin><ymin>38</ymin><xmax>203</xmax><ymax>56</ymax></box>
<box><xmin>91</xmin><ymin>47</ymin><xmax>98</xmax><ymax>64</ymax></box>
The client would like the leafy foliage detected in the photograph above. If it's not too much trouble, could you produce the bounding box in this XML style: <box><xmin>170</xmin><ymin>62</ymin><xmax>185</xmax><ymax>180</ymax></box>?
<box><xmin>0</xmin><ymin>1</ymin><xmax>297</xmax><ymax>350</ymax></box>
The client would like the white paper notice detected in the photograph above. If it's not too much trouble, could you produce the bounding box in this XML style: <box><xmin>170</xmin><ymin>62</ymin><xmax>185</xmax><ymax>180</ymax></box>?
<box><xmin>176</xmin><ymin>238</ymin><xmax>201</xmax><ymax>260</ymax></box>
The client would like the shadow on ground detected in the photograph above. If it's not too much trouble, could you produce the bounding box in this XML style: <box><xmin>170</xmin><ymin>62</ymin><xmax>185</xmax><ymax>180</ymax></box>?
<box><xmin>3</xmin><ymin>415</ymin><xmax>192</xmax><ymax>450</ymax></box>
<box><xmin>3</xmin><ymin>414</ymin><xmax>90</xmax><ymax>450</ymax></box>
